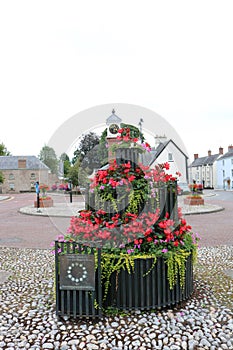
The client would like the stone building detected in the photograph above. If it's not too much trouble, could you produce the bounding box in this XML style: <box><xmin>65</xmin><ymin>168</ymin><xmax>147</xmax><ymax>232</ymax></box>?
<box><xmin>0</xmin><ymin>156</ymin><xmax>58</xmax><ymax>194</ymax></box>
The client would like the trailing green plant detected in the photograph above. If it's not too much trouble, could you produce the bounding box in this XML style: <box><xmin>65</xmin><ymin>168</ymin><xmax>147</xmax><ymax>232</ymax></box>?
<box><xmin>166</xmin><ymin>250</ymin><xmax>191</xmax><ymax>289</ymax></box>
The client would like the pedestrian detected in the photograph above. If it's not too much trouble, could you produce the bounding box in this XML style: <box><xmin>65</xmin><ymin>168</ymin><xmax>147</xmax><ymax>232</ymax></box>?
<box><xmin>35</xmin><ymin>181</ymin><xmax>41</xmax><ymax>212</ymax></box>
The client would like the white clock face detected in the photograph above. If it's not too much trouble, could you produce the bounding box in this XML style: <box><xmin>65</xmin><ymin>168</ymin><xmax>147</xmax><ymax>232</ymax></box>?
<box><xmin>109</xmin><ymin>124</ymin><xmax>119</xmax><ymax>134</ymax></box>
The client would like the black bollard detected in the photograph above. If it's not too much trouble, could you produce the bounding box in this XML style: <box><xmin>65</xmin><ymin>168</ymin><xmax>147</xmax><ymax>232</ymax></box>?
<box><xmin>69</xmin><ymin>191</ymin><xmax>72</xmax><ymax>203</ymax></box>
<box><xmin>35</xmin><ymin>181</ymin><xmax>40</xmax><ymax>212</ymax></box>
<box><xmin>37</xmin><ymin>192</ymin><xmax>40</xmax><ymax>209</ymax></box>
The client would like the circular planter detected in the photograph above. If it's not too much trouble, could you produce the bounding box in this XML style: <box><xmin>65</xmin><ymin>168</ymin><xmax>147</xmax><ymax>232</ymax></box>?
<box><xmin>103</xmin><ymin>255</ymin><xmax>193</xmax><ymax>310</ymax></box>
<box><xmin>34</xmin><ymin>198</ymin><xmax>53</xmax><ymax>208</ymax></box>
<box><xmin>184</xmin><ymin>197</ymin><xmax>204</xmax><ymax>205</ymax></box>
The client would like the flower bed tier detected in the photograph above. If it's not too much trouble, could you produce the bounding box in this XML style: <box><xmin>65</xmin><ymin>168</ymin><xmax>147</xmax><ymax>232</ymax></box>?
<box><xmin>34</xmin><ymin>198</ymin><xmax>53</xmax><ymax>208</ymax></box>
<box><xmin>184</xmin><ymin>197</ymin><xmax>204</xmax><ymax>206</ymax></box>
<box><xmin>54</xmin><ymin>242</ymin><xmax>195</xmax><ymax>317</ymax></box>
<box><xmin>103</xmin><ymin>255</ymin><xmax>193</xmax><ymax>310</ymax></box>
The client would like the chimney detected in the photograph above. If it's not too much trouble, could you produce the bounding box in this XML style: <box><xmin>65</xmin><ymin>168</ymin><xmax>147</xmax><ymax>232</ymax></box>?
<box><xmin>155</xmin><ymin>134</ymin><xmax>167</xmax><ymax>146</ymax></box>
<box><xmin>208</xmin><ymin>150</ymin><xmax>211</xmax><ymax>156</ymax></box>
<box><xmin>219</xmin><ymin>147</ymin><xmax>223</xmax><ymax>155</ymax></box>
<box><xmin>194</xmin><ymin>153</ymin><xmax>198</xmax><ymax>160</ymax></box>
<box><xmin>228</xmin><ymin>145</ymin><xmax>233</xmax><ymax>152</ymax></box>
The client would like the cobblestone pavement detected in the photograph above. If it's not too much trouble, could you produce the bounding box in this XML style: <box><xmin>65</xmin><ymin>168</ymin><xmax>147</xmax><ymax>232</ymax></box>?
<box><xmin>0</xmin><ymin>192</ymin><xmax>232</xmax><ymax>349</ymax></box>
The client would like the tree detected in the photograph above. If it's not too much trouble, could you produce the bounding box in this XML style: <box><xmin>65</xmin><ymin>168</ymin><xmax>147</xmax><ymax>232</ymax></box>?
<box><xmin>0</xmin><ymin>171</ymin><xmax>4</xmax><ymax>184</ymax></box>
<box><xmin>60</xmin><ymin>153</ymin><xmax>71</xmax><ymax>178</ymax></box>
<box><xmin>67</xmin><ymin>160</ymin><xmax>88</xmax><ymax>189</ymax></box>
<box><xmin>0</xmin><ymin>142</ymin><xmax>11</xmax><ymax>156</ymax></box>
<box><xmin>67</xmin><ymin>161</ymin><xmax>80</xmax><ymax>188</ymax></box>
<box><xmin>98</xmin><ymin>128</ymin><xmax>108</xmax><ymax>166</ymax></box>
<box><xmin>39</xmin><ymin>145</ymin><xmax>58</xmax><ymax>175</ymax></box>
<box><xmin>72</xmin><ymin>132</ymin><xmax>101</xmax><ymax>172</ymax></box>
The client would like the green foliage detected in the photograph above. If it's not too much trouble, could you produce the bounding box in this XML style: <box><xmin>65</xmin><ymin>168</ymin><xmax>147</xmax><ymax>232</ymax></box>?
<box><xmin>0</xmin><ymin>142</ymin><xmax>11</xmax><ymax>156</ymax></box>
<box><xmin>100</xmin><ymin>253</ymin><xmax>158</xmax><ymax>300</ymax></box>
<box><xmin>126</xmin><ymin>189</ymin><xmax>147</xmax><ymax>215</ymax></box>
<box><xmin>60</xmin><ymin>153</ymin><xmax>71</xmax><ymax>178</ymax></box>
<box><xmin>120</xmin><ymin>123</ymin><xmax>144</xmax><ymax>142</ymax></box>
<box><xmin>67</xmin><ymin>161</ymin><xmax>80</xmax><ymax>188</ymax></box>
<box><xmin>92</xmin><ymin>161</ymin><xmax>149</xmax><ymax>217</ymax></box>
<box><xmin>97</xmin><ymin>128</ymin><xmax>108</xmax><ymax>166</ymax></box>
<box><xmin>166</xmin><ymin>250</ymin><xmax>192</xmax><ymax>289</ymax></box>
<box><xmin>39</xmin><ymin>145</ymin><xmax>58</xmax><ymax>175</ymax></box>
<box><xmin>63</xmin><ymin>159</ymin><xmax>71</xmax><ymax>178</ymax></box>
<box><xmin>67</xmin><ymin>159</ymin><xmax>90</xmax><ymax>188</ymax></box>
<box><xmin>0</xmin><ymin>171</ymin><xmax>4</xmax><ymax>184</ymax></box>
<box><xmin>72</xmin><ymin>132</ymin><xmax>100</xmax><ymax>171</ymax></box>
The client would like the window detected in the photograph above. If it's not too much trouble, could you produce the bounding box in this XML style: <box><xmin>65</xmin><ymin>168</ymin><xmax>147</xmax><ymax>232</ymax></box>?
<box><xmin>9</xmin><ymin>173</ymin><xmax>15</xmax><ymax>180</ymax></box>
<box><xmin>9</xmin><ymin>183</ymin><xmax>15</xmax><ymax>190</ymax></box>
<box><xmin>30</xmin><ymin>173</ymin><xmax>36</xmax><ymax>179</ymax></box>
<box><xmin>222</xmin><ymin>160</ymin><xmax>225</xmax><ymax>166</ymax></box>
<box><xmin>231</xmin><ymin>169</ymin><xmax>233</xmax><ymax>177</ymax></box>
<box><xmin>168</xmin><ymin>153</ymin><xmax>173</xmax><ymax>161</ymax></box>
<box><xmin>231</xmin><ymin>159</ymin><xmax>233</xmax><ymax>165</ymax></box>
<box><xmin>223</xmin><ymin>170</ymin><xmax>225</xmax><ymax>177</ymax></box>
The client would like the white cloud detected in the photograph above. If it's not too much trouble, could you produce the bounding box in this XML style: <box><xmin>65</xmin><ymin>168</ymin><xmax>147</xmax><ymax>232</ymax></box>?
<box><xmin>0</xmin><ymin>0</ymin><xmax>233</xmax><ymax>159</ymax></box>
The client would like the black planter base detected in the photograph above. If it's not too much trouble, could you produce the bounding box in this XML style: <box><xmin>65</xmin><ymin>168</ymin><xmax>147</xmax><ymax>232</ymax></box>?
<box><xmin>55</xmin><ymin>242</ymin><xmax>194</xmax><ymax>318</ymax></box>
<box><xmin>103</xmin><ymin>255</ymin><xmax>193</xmax><ymax>311</ymax></box>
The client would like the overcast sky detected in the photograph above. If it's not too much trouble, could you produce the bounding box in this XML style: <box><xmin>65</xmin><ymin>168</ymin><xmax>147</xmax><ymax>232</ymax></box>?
<box><xmin>1</xmin><ymin>0</ymin><xmax>233</xmax><ymax>162</ymax></box>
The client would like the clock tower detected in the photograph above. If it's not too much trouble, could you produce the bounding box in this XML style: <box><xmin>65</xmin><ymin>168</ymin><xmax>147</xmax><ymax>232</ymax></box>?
<box><xmin>106</xmin><ymin>109</ymin><xmax>122</xmax><ymax>137</ymax></box>
<box><xmin>106</xmin><ymin>109</ymin><xmax>122</xmax><ymax>163</ymax></box>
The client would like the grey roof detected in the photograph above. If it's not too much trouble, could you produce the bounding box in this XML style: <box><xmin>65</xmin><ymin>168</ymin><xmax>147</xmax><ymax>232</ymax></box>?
<box><xmin>106</xmin><ymin>109</ymin><xmax>122</xmax><ymax>125</ymax></box>
<box><xmin>140</xmin><ymin>139</ymin><xmax>188</xmax><ymax>167</ymax></box>
<box><xmin>0</xmin><ymin>156</ymin><xmax>49</xmax><ymax>170</ymax></box>
<box><xmin>217</xmin><ymin>148</ymin><xmax>233</xmax><ymax>161</ymax></box>
<box><xmin>189</xmin><ymin>153</ymin><xmax>220</xmax><ymax>167</ymax></box>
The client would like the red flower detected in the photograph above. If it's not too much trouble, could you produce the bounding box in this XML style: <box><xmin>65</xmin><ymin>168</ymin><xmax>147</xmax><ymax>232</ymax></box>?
<box><xmin>97</xmin><ymin>209</ymin><xmax>106</xmax><ymax>215</ymax></box>
<box><xmin>144</xmin><ymin>228</ymin><xmax>152</xmax><ymax>236</ymax></box>
<box><xmin>128</xmin><ymin>175</ymin><xmax>136</xmax><ymax>182</ymax></box>
<box><xmin>123</xmin><ymin>162</ymin><xmax>131</xmax><ymax>168</ymax></box>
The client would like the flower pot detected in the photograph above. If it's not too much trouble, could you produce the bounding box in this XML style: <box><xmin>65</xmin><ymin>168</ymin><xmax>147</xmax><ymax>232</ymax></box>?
<box><xmin>184</xmin><ymin>197</ymin><xmax>204</xmax><ymax>205</ymax></box>
<box><xmin>103</xmin><ymin>255</ymin><xmax>193</xmax><ymax>310</ymax></box>
<box><xmin>34</xmin><ymin>198</ymin><xmax>53</xmax><ymax>208</ymax></box>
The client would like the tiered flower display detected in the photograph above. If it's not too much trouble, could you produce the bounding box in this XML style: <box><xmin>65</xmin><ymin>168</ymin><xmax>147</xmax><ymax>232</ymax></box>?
<box><xmin>53</xmin><ymin>125</ymin><xmax>200</xmax><ymax>313</ymax></box>
<box><xmin>64</xmin><ymin>156</ymin><xmax>199</xmax><ymax>259</ymax></box>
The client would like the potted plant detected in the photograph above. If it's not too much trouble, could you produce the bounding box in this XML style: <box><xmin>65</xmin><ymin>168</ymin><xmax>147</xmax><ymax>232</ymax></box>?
<box><xmin>185</xmin><ymin>183</ymin><xmax>204</xmax><ymax>205</ymax></box>
<box><xmin>53</xmin><ymin>131</ymin><xmax>199</xmax><ymax>316</ymax></box>
<box><xmin>34</xmin><ymin>184</ymin><xmax>53</xmax><ymax>208</ymax></box>
<box><xmin>184</xmin><ymin>194</ymin><xmax>204</xmax><ymax>205</ymax></box>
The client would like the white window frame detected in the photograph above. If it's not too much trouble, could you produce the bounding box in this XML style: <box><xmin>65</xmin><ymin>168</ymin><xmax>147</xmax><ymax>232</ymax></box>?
<box><xmin>168</xmin><ymin>153</ymin><xmax>173</xmax><ymax>162</ymax></box>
